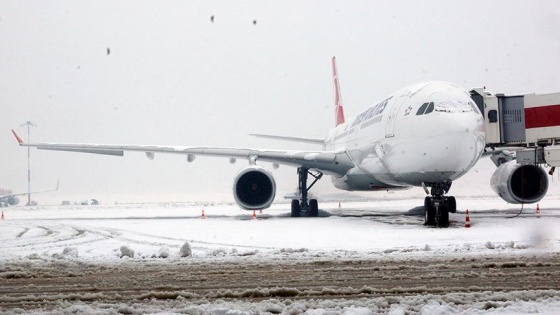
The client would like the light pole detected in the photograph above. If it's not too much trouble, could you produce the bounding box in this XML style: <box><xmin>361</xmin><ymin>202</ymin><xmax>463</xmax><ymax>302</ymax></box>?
<box><xmin>20</xmin><ymin>121</ymin><xmax>36</xmax><ymax>206</ymax></box>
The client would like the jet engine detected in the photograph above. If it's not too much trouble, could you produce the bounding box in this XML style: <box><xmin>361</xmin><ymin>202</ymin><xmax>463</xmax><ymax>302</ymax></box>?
<box><xmin>233</xmin><ymin>166</ymin><xmax>276</xmax><ymax>210</ymax></box>
<box><xmin>7</xmin><ymin>196</ymin><xmax>20</xmax><ymax>206</ymax></box>
<box><xmin>490</xmin><ymin>160</ymin><xmax>548</xmax><ymax>204</ymax></box>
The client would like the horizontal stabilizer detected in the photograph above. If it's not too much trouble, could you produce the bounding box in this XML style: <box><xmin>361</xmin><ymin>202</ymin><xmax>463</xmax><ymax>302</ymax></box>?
<box><xmin>250</xmin><ymin>134</ymin><xmax>324</xmax><ymax>145</ymax></box>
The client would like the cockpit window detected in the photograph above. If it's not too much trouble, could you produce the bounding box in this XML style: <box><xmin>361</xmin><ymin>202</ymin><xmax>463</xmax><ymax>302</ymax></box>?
<box><xmin>416</xmin><ymin>102</ymin><xmax>434</xmax><ymax>115</ymax></box>
<box><xmin>424</xmin><ymin>102</ymin><xmax>434</xmax><ymax>114</ymax></box>
<box><xmin>468</xmin><ymin>101</ymin><xmax>480</xmax><ymax>115</ymax></box>
<box><xmin>416</xmin><ymin>103</ymin><xmax>428</xmax><ymax>115</ymax></box>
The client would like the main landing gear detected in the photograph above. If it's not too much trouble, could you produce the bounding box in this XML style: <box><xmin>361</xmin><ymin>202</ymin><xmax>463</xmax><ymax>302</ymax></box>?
<box><xmin>424</xmin><ymin>182</ymin><xmax>456</xmax><ymax>228</ymax></box>
<box><xmin>291</xmin><ymin>167</ymin><xmax>323</xmax><ymax>217</ymax></box>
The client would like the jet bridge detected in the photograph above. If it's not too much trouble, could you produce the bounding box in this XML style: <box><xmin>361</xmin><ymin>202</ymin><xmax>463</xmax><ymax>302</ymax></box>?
<box><xmin>470</xmin><ymin>88</ymin><xmax>560</xmax><ymax>167</ymax></box>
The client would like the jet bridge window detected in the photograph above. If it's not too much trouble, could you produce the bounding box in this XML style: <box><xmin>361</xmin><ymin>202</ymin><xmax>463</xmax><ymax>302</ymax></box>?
<box><xmin>416</xmin><ymin>102</ymin><xmax>434</xmax><ymax>115</ymax></box>
<box><xmin>488</xmin><ymin>110</ymin><xmax>498</xmax><ymax>123</ymax></box>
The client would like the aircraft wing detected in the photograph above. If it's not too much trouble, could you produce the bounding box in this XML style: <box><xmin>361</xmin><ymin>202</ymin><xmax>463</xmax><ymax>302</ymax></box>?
<box><xmin>1</xmin><ymin>180</ymin><xmax>59</xmax><ymax>198</ymax></box>
<box><xmin>12</xmin><ymin>130</ymin><xmax>355</xmax><ymax>175</ymax></box>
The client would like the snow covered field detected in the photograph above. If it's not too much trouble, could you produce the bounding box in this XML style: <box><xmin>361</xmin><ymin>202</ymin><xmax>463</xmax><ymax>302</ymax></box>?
<box><xmin>1</xmin><ymin>197</ymin><xmax>560</xmax><ymax>314</ymax></box>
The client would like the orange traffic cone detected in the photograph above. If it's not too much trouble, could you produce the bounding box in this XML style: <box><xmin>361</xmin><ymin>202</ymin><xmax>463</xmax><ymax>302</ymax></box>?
<box><xmin>252</xmin><ymin>210</ymin><xmax>257</xmax><ymax>220</ymax></box>
<box><xmin>465</xmin><ymin>209</ymin><xmax>471</xmax><ymax>228</ymax></box>
<box><xmin>201</xmin><ymin>209</ymin><xmax>206</xmax><ymax>220</ymax></box>
<box><xmin>536</xmin><ymin>204</ymin><xmax>541</xmax><ymax>218</ymax></box>
<box><xmin>1</xmin><ymin>211</ymin><xmax>4</xmax><ymax>220</ymax></box>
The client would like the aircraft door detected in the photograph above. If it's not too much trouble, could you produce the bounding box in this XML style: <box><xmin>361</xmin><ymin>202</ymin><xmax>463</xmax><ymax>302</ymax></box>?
<box><xmin>385</xmin><ymin>94</ymin><xmax>408</xmax><ymax>138</ymax></box>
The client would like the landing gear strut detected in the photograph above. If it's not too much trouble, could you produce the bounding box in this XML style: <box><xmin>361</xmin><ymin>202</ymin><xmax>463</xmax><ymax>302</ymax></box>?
<box><xmin>291</xmin><ymin>167</ymin><xmax>323</xmax><ymax>217</ymax></box>
<box><xmin>424</xmin><ymin>182</ymin><xmax>456</xmax><ymax>227</ymax></box>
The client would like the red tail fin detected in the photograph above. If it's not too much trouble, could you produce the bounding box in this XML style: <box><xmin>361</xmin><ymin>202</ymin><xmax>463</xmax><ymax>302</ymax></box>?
<box><xmin>332</xmin><ymin>57</ymin><xmax>345</xmax><ymax>126</ymax></box>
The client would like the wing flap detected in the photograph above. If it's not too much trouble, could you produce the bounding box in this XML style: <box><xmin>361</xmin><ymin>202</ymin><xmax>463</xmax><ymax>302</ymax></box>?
<box><xmin>37</xmin><ymin>146</ymin><xmax>124</xmax><ymax>156</ymax></box>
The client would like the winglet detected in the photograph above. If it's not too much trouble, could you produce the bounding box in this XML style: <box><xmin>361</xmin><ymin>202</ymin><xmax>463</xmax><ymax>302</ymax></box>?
<box><xmin>11</xmin><ymin>129</ymin><xmax>24</xmax><ymax>144</ymax></box>
<box><xmin>332</xmin><ymin>57</ymin><xmax>346</xmax><ymax>127</ymax></box>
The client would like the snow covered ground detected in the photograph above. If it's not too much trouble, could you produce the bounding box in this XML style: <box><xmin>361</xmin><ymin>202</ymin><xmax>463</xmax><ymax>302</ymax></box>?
<box><xmin>1</xmin><ymin>197</ymin><xmax>560</xmax><ymax>314</ymax></box>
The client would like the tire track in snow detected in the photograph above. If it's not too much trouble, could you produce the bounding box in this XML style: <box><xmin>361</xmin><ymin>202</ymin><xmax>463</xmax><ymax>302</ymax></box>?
<box><xmin>82</xmin><ymin>225</ymin><xmax>276</xmax><ymax>251</ymax></box>
<box><xmin>3</xmin><ymin>224</ymin><xmax>105</xmax><ymax>252</ymax></box>
<box><xmin>3</xmin><ymin>221</ymin><xmax>269</xmax><ymax>259</ymax></box>
<box><xmin>15</xmin><ymin>228</ymin><xmax>30</xmax><ymax>238</ymax></box>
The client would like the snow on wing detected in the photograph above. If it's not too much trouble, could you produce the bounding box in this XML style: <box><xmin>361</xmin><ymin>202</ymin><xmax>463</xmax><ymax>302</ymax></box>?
<box><xmin>21</xmin><ymin>142</ymin><xmax>355</xmax><ymax>175</ymax></box>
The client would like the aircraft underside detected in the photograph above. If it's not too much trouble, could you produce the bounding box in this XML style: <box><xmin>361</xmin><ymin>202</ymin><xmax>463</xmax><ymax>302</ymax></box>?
<box><xmin>288</xmin><ymin>167</ymin><xmax>458</xmax><ymax>227</ymax></box>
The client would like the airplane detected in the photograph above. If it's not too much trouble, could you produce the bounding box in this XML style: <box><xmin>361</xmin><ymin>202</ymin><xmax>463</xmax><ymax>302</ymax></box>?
<box><xmin>11</xmin><ymin>57</ymin><xmax>550</xmax><ymax>227</ymax></box>
<box><xmin>0</xmin><ymin>180</ymin><xmax>59</xmax><ymax>207</ymax></box>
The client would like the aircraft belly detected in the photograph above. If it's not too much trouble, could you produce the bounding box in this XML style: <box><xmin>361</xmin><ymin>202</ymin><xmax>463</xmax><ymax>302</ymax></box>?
<box><xmin>331</xmin><ymin>173</ymin><xmax>391</xmax><ymax>191</ymax></box>
<box><xmin>333</xmin><ymin>146</ymin><xmax>408</xmax><ymax>191</ymax></box>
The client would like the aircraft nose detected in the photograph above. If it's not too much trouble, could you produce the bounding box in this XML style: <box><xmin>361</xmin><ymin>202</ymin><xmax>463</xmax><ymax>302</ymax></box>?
<box><xmin>434</xmin><ymin>111</ymin><xmax>486</xmax><ymax>172</ymax></box>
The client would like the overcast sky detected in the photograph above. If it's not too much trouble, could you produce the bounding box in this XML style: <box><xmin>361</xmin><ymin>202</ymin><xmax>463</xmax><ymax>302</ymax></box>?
<box><xmin>2</xmin><ymin>1</ymin><xmax>560</xmax><ymax>204</ymax></box>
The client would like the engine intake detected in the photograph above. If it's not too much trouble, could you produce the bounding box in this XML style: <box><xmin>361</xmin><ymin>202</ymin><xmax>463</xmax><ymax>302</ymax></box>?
<box><xmin>490</xmin><ymin>160</ymin><xmax>548</xmax><ymax>204</ymax></box>
<box><xmin>233</xmin><ymin>166</ymin><xmax>276</xmax><ymax>210</ymax></box>
<box><xmin>7</xmin><ymin>196</ymin><xmax>20</xmax><ymax>206</ymax></box>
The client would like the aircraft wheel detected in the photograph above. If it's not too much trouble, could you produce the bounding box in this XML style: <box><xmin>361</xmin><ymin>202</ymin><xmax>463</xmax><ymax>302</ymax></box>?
<box><xmin>309</xmin><ymin>199</ymin><xmax>319</xmax><ymax>217</ymax></box>
<box><xmin>438</xmin><ymin>205</ymin><xmax>450</xmax><ymax>227</ymax></box>
<box><xmin>424</xmin><ymin>197</ymin><xmax>435</xmax><ymax>226</ymax></box>
<box><xmin>446</xmin><ymin>196</ymin><xmax>457</xmax><ymax>213</ymax></box>
<box><xmin>291</xmin><ymin>199</ymin><xmax>301</xmax><ymax>217</ymax></box>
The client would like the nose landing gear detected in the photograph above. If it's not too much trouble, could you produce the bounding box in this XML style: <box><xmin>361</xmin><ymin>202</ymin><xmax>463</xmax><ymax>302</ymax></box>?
<box><xmin>423</xmin><ymin>182</ymin><xmax>456</xmax><ymax>227</ymax></box>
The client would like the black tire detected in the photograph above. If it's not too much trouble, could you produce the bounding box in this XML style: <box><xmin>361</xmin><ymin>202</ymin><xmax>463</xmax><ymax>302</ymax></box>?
<box><xmin>309</xmin><ymin>199</ymin><xmax>319</xmax><ymax>217</ymax></box>
<box><xmin>424</xmin><ymin>197</ymin><xmax>435</xmax><ymax>226</ymax></box>
<box><xmin>291</xmin><ymin>199</ymin><xmax>301</xmax><ymax>217</ymax></box>
<box><xmin>445</xmin><ymin>196</ymin><xmax>457</xmax><ymax>213</ymax></box>
<box><xmin>438</xmin><ymin>204</ymin><xmax>450</xmax><ymax>227</ymax></box>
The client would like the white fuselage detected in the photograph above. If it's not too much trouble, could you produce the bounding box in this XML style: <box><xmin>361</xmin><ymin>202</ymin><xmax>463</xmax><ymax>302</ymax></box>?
<box><xmin>325</xmin><ymin>81</ymin><xmax>486</xmax><ymax>191</ymax></box>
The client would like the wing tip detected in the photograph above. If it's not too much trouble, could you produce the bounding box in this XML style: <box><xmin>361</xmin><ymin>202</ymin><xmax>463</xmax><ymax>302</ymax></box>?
<box><xmin>11</xmin><ymin>129</ymin><xmax>23</xmax><ymax>144</ymax></box>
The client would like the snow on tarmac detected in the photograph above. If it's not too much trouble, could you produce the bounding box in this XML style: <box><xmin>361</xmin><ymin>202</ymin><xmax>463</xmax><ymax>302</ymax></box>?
<box><xmin>1</xmin><ymin>197</ymin><xmax>560</xmax><ymax>314</ymax></box>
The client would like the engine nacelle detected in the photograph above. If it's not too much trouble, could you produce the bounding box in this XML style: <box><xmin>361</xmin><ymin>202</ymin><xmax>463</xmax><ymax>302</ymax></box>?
<box><xmin>233</xmin><ymin>166</ymin><xmax>276</xmax><ymax>210</ymax></box>
<box><xmin>491</xmin><ymin>160</ymin><xmax>548</xmax><ymax>204</ymax></box>
<box><xmin>7</xmin><ymin>196</ymin><xmax>20</xmax><ymax>206</ymax></box>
